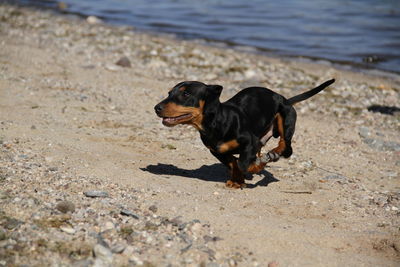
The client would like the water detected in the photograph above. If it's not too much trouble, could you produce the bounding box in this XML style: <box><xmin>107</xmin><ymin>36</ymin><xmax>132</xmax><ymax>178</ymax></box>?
<box><xmin>15</xmin><ymin>0</ymin><xmax>400</xmax><ymax>73</ymax></box>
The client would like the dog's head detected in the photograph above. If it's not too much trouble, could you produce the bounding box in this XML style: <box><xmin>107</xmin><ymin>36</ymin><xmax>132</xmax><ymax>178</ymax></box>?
<box><xmin>154</xmin><ymin>81</ymin><xmax>223</xmax><ymax>130</ymax></box>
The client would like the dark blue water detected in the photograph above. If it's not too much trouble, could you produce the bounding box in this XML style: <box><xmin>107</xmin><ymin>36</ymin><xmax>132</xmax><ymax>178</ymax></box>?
<box><xmin>15</xmin><ymin>0</ymin><xmax>400</xmax><ymax>73</ymax></box>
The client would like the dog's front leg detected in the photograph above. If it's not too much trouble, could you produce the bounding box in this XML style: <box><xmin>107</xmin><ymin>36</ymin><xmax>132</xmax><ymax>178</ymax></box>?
<box><xmin>237</xmin><ymin>135</ymin><xmax>266</xmax><ymax>175</ymax></box>
<box><xmin>210</xmin><ymin>151</ymin><xmax>245</xmax><ymax>188</ymax></box>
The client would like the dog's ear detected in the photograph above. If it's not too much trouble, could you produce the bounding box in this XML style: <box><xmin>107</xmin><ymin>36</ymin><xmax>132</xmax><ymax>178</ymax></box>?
<box><xmin>206</xmin><ymin>84</ymin><xmax>223</xmax><ymax>99</ymax></box>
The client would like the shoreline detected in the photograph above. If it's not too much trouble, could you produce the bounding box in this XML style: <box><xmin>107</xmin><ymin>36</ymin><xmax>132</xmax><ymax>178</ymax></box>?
<box><xmin>14</xmin><ymin>1</ymin><xmax>400</xmax><ymax>76</ymax></box>
<box><xmin>1</xmin><ymin>3</ymin><xmax>399</xmax><ymax>266</ymax></box>
<box><xmin>6</xmin><ymin>2</ymin><xmax>400</xmax><ymax>85</ymax></box>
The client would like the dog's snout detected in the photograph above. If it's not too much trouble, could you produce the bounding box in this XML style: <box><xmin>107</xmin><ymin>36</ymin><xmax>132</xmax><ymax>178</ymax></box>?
<box><xmin>154</xmin><ymin>104</ymin><xmax>163</xmax><ymax>114</ymax></box>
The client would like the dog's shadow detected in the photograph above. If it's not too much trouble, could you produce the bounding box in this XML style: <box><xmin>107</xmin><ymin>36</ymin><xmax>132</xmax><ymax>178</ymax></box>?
<box><xmin>141</xmin><ymin>163</ymin><xmax>279</xmax><ymax>188</ymax></box>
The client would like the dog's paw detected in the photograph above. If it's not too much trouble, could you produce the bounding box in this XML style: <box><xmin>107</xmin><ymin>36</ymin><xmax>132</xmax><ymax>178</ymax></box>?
<box><xmin>226</xmin><ymin>180</ymin><xmax>246</xmax><ymax>189</ymax></box>
<box><xmin>267</xmin><ymin>151</ymin><xmax>280</xmax><ymax>162</ymax></box>
<box><xmin>256</xmin><ymin>153</ymin><xmax>270</xmax><ymax>164</ymax></box>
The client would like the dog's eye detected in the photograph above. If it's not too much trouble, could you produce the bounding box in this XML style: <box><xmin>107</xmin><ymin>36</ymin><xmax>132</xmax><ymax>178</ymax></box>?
<box><xmin>182</xmin><ymin>91</ymin><xmax>190</xmax><ymax>98</ymax></box>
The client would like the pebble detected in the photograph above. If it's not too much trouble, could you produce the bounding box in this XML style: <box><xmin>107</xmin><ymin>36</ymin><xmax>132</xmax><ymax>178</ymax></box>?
<box><xmin>115</xmin><ymin>56</ymin><xmax>131</xmax><ymax>68</ymax></box>
<box><xmin>56</xmin><ymin>200</ymin><xmax>76</xmax><ymax>213</ymax></box>
<box><xmin>102</xmin><ymin>221</ymin><xmax>115</xmax><ymax>231</ymax></box>
<box><xmin>358</xmin><ymin>127</ymin><xmax>371</xmax><ymax>139</ymax></box>
<box><xmin>60</xmin><ymin>226</ymin><xmax>76</xmax><ymax>234</ymax></box>
<box><xmin>268</xmin><ymin>261</ymin><xmax>279</xmax><ymax>267</ymax></box>
<box><xmin>190</xmin><ymin>222</ymin><xmax>202</xmax><ymax>235</ymax></box>
<box><xmin>0</xmin><ymin>229</ymin><xmax>6</xmax><ymax>240</ymax></box>
<box><xmin>105</xmin><ymin>64</ymin><xmax>121</xmax><ymax>72</ymax></box>
<box><xmin>321</xmin><ymin>174</ymin><xmax>347</xmax><ymax>181</ymax></box>
<box><xmin>111</xmin><ymin>243</ymin><xmax>126</xmax><ymax>254</ymax></box>
<box><xmin>148</xmin><ymin>205</ymin><xmax>158</xmax><ymax>213</ymax></box>
<box><xmin>84</xmin><ymin>191</ymin><xmax>109</xmax><ymax>198</ymax></box>
<box><xmin>120</xmin><ymin>209</ymin><xmax>140</xmax><ymax>219</ymax></box>
<box><xmin>3</xmin><ymin>217</ymin><xmax>23</xmax><ymax>230</ymax></box>
<box><xmin>93</xmin><ymin>244</ymin><xmax>113</xmax><ymax>267</ymax></box>
<box><xmin>362</xmin><ymin>138</ymin><xmax>400</xmax><ymax>151</ymax></box>
<box><xmin>87</xmin><ymin>16</ymin><xmax>102</xmax><ymax>24</ymax></box>
<box><xmin>358</xmin><ymin>127</ymin><xmax>400</xmax><ymax>151</ymax></box>
<box><xmin>0</xmin><ymin>191</ymin><xmax>10</xmax><ymax>200</ymax></box>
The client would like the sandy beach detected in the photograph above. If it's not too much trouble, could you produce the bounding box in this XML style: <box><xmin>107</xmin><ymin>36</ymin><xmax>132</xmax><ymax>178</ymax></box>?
<box><xmin>0</xmin><ymin>3</ymin><xmax>399</xmax><ymax>266</ymax></box>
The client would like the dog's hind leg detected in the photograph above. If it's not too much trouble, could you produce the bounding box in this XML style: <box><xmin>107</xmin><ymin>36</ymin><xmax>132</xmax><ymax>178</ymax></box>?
<box><xmin>269</xmin><ymin>107</ymin><xmax>297</xmax><ymax>161</ymax></box>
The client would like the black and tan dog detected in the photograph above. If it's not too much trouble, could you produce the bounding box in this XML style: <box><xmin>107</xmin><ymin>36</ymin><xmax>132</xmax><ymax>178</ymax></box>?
<box><xmin>155</xmin><ymin>79</ymin><xmax>335</xmax><ymax>188</ymax></box>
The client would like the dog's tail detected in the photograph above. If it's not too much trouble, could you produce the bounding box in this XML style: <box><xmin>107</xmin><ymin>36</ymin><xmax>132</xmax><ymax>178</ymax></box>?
<box><xmin>287</xmin><ymin>79</ymin><xmax>335</xmax><ymax>105</ymax></box>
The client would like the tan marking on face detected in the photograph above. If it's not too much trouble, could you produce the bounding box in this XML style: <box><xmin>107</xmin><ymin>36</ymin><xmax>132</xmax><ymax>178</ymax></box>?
<box><xmin>218</xmin><ymin>139</ymin><xmax>240</xmax><ymax>153</ymax></box>
<box><xmin>179</xmin><ymin>86</ymin><xmax>186</xmax><ymax>91</ymax></box>
<box><xmin>161</xmin><ymin>100</ymin><xmax>204</xmax><ymax>130</ymax></box>
<box><xmin>189</xmin><ymin>100</ymin><xmax>204</xmax><ymax>131</ymax></box>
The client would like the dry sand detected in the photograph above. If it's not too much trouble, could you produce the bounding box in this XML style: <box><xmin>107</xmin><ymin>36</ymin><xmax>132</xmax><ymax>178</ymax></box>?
<box><xmin>0</xmin><ymin>4</ymin><xmax>399</xmax><ymax>266</ymax></box>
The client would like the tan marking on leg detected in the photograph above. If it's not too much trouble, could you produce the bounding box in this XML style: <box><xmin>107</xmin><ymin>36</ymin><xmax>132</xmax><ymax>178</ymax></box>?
<box><xmin>226</xmin><ymin>159</ymin><xmax>246</xmax><ymax>189</ymax></box>
<box><xmin>247</xmin><ymin>161</ymin><xmax>266</xmax><ymax>174</ymax></box>
<box><xmin>218</xmin><ymin>139</ymin><xmax>240</xmax><ymax>153</ymax></box>
<box><xmin>272</xmin><ymin>113</ymin><xmax>286</xmax><ymax>154</ymax></box>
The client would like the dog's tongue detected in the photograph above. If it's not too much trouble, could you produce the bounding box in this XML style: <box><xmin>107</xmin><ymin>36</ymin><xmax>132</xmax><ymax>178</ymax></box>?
<box><xmin>162</xmin><ymin>117</ymin><xmax>176</xmax><ymax>123</ymax></box>
<box><xmin>162</xmin><ymin>114</ymin><xmax>191</xmax><ymax>124</ymax></box>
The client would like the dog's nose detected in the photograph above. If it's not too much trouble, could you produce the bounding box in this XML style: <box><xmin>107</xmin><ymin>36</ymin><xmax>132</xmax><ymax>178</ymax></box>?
<box><xmin>154</xmin><ymin>104</ymin><xmax>163</xmax><ymax>114</ymax></box>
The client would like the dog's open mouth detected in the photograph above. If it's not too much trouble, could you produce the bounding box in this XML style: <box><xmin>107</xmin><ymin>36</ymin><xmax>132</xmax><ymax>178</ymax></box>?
<box><xmin>162</xmin><ymin>113</ymin><xmax>192</xmax><ymax>126</ymax></box>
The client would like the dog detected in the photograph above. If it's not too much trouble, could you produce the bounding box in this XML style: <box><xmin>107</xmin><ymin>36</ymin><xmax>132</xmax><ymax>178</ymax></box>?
<box><xmin>155</xmin><ymin>79</ymin><xmax>335</xmax><ymax>188</ymax></box>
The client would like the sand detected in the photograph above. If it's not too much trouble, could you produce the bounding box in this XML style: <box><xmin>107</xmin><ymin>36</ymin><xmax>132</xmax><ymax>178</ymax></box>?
<box><xmin>0</xmin><ymin>3</ymin><xmax>399</xmax><ymax>266</ymax></box>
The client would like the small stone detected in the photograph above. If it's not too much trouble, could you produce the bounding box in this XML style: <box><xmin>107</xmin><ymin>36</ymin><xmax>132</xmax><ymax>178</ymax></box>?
<box><xmin>129</xmin><ymin>255</ymin><xmax>143</xmax><ymax>266</ymax></box>
<box><xmin>0</xmin><ymin>191</ymin><xmax>10</xmax><ymax>200</ymax></box>
<box><xmin>84</xmin><ymin>191</ymin><xmax>109</xmax><ymax>198</ymax></box>
<box><xmin>48</xmin><ymin>167</ymin><xmax>58</xmax><ymax>172</ymax></box>
<box><xmin>60</xmin><ymin>226</ymin><xmax>76</xmax><ymax>234</ymax></box>
<box><xmin>190</xmin><ymin>222</ymin><xmax>202</xmax><ymax>236</ymax></box>
<box><xmin>105</xmin><ymin>64</ymin><xmax>121</xmax><ymax>71</ymax></box>
<box><xmin>87</xmin><ymin>16</ymin><xmax>102</xmax><ymax>24</ymax></box>
<box><xmin>72</xmin><ymin>259</ymin><xmax>93</xmax><ymax>267</ymax></box>
<box><xmin>115</xmin><ymin>56</ymin><xmax>131</xmax><ymax>68</ymax></box>
<box><xmin>148</xmin><ymin>205</ymin><xmax>158</xmax><ymax>213</ymax></box>
<box><xmin>268</xmin><ymin>261</ymin><xmax>279</xmax><ymax>267</ymax></box>
<box><xmin>122</xmin><ymin>245</ymin><xmax>135</xmax><ymax>256</ymax></box>
<box><xmin>203</xmin><ymin>235</ymin><xmax>222</xmax><ymax>242</ymax></box>
<box><xmin>111</xmin><ymin>243</ymin><xmax>126</xmax><ymax>254</ymax></box>
<box><xmin>244</xmin><ymin>69</ymin><xmax>256</xmax><ymax>79</ymax></box>
<box><xmin>56</xmin><ymin>201</ymin><xmax>76</xmax><ymax>213</ymax></box>
<box><xmin>0</xmin><ymin>229</ymin><xmax>6</xmax><ymax>240</ymax></box>
<box><xmin>358</xmin><ymin>127</ymin><xmax>371</xmax><ymax>139</ymax></box>
<box><xmin>321</xmin><ymin>174</ymin><xmax>346</xmax><ymax>181</ymax></box>
<box><xmin>102</xmin><ymin>221</ymin><xmax>115</xmax><ymax>231</ymax></box>
<box><xmin>144</xmin><ymin>222</ymin><xmax>158</xmax><ymax>231</ymax></box>
<box><xmin>3</xmin><ymin>217</ymin><xmax>23</xmax><ymax>230</ymax></box>
<box><xmin>120</xmin><ymin>209</ymin><xmax>140</xmax><ymax>219</ymax></box>
<box><xmin>170</xmin><ymin>216</ymin><xmax>183</xmax><ymax>226</ymax></box>
<box><xmin>31</xmin><ymin>125</ymin><xmax>36</xmax><ymax>130</ymax></box>
<box><xmin>93</xmin><ymin>244</ymin><xmax>113</xmax><ymax>266</ymax></box>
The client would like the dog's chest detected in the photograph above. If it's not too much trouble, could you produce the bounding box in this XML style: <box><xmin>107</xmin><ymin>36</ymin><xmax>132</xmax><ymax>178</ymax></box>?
<box><xmin>200</xmin><ymin>133</ymin><xmax>240</xmax><ymax>154</ymax></box>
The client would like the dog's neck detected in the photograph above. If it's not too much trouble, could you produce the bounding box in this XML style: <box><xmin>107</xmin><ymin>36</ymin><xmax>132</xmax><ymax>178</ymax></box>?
<box><xmin>199</xmin><ymin>100</ymin><xmax>221</xmax><ymax>134</ymax></box>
